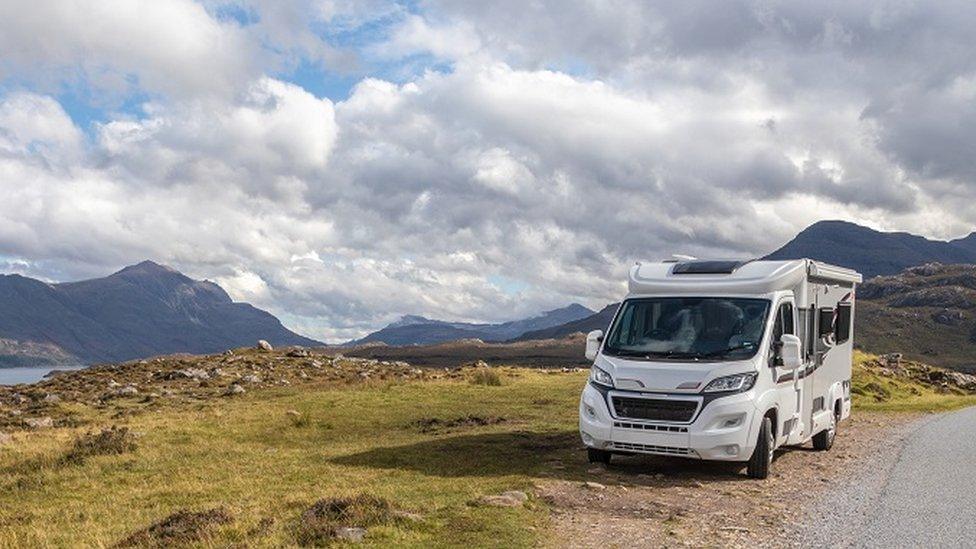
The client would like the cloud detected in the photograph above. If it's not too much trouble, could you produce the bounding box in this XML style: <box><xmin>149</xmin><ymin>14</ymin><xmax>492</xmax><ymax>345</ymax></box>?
<box><xmin>2</xmin><ymin>1</ymin><xmax>976</xmax><ymax>341</ymax></box>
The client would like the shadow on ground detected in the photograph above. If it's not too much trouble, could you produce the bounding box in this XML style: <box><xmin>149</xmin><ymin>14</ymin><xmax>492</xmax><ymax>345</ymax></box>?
<box><xmin>331</xmin><ymin>429</ymin><xmax>790</xmax><ymax>486</ymax></box>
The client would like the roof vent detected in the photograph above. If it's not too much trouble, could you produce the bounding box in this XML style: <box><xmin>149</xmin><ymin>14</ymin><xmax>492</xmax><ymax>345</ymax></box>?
<box><xmin>672</xmin><ymin>260</ymin><xmax>747</xmax><ymax>275</ymax></box>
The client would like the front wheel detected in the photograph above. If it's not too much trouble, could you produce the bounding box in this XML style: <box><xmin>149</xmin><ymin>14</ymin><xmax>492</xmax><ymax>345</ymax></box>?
<box><xmin>813</xmin><ymin>408</ymin><xmax>838</xmax><ymax>451</ymax></box>
<box><xmin>746</xmin><ymin>416</ymin><xmax>774</xmax><ymax>479</ymax></box>
<box><xmin>587</xmin><ymin>448</ymin><xmax>611</xmax><ymax>465</ymax></box>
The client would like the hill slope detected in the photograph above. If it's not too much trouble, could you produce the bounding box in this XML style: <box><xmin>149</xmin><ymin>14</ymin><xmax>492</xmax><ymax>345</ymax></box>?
<box><xmin>353</xmin><ymin>304</ymin><xmax>594</xmax><ymax>346</ymax></box>
<box><xmin>0</xmin><ymin>261</ymin><xmax>320</xmax><ymax>365</ymax></box>
<box><xmin>765</xmin><ymin>220</ymin><xmax>976</xmax><ymax>278</ymax></box>
<box><xmin>856</xmin><ymin>263</ymin><xmax>976</xmax><ymax>372</ymax></box>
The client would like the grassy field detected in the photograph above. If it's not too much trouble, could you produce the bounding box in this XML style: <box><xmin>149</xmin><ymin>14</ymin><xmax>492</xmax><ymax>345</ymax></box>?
<box><xmin>2</xmin><ymin>353</ymin><xmax>975</xmax><ymax>547</ymax></box>
<box><xmin>0</xmin><ymin>369</ymin><xmax>585</xmax><ymax>548</ymax></box>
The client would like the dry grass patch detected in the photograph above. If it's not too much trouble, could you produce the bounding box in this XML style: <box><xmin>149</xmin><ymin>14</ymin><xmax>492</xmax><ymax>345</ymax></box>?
<box><xmin>116</xmin><ymin>507</ymin><xmax>232</xmax><ymax>547</ymax></box>
<box><xmin>411</xmin><ymin>415</ymin><xmax>507</xmax><ymax>434</ymax></box>
<box><xmin>295</xmin><ymin>494</ymin><xmax>407</xmax><ymax>546</ymax></box>
<box><xmin>61</xmin><ymin>426</ymin><xmax>137</xmax><ymax>465</ymax></box>
<box><xmin>469</xmin><ymin>369</ymin><xmax>502</xmax><ymax>386</ymax></box>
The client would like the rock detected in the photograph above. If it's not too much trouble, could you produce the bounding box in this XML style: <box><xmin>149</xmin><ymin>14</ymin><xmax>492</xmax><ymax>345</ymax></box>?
<box><xmin>225</xmin><ymin>384</ymin><xmax>246</xmax><ymax>396</ymax></box>
<box><xmin>334</xmin><ymin>527</ymin><xmax>366</xmax><ymax>542</ymax></box>
<box><xmin>286</xmin><ymin>348</ymin><xmax>309</xmax><ymax>358</ymax></box>
<box><xmin>108</xmin><ymin>380</ymin><xmax>121</xmax><ymax>388</ymax></box>
<box><xmin>257</xmin><ymin>340</ymin><xmax>274</xmax><ymax>352</ymax></box>
<box><xmin>478</xmin><ymin>493</ymin><xmax>526</xmax><ymax>507</ymax></box>
<box><xmin>500</xmin><ymin>490</ymin><xmax>528</xmax><ymax>503</ymax></box>
<box><xmin>24</xmin><ymin>417</ymin><xmax>53</xmax><ymax>429</ymax></box>
<box><xmin>310</xmin><ymin>360</ymin><xmax>323</xmax><ymax>369</ymax></box>
<box><xmin>473</xmin><ymin>360</ymin><xmax>489</xmax><ymax>369</ymax></box>
<box><xmin>241</xmin><ymin>375</ymin><xmax>261</xmax><ymax>384</ymax></box>
<box><xmin>0</xmin><ymin>432</ymin><xmax>11</xmax><ymax>445</ymax></box>
<box><xmin>286</xmin><ymin>409</ymin><xmax>301</xmax><ymax>418</ymax></box>
<box><xmin>42</xmin><ymin>394</ymin><xmax>61</xmax><ymax>404</ymax></box>
<box><xmin>583</xmin><ymin>481</ymin><xmax>607</xmax><ymax>490</ymax></box>
<box><xmin>171</xmin><ymin>368</ymin><xmax>210</xmax><ymax>381</ymax></box>
<box><xmin>118</xmin><ymin>385</ymin><xmax>139</xmax><ymax>396</ymax></box>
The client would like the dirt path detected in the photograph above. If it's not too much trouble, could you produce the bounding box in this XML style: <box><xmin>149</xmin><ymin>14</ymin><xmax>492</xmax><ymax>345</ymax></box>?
<box><xmin>537</xmin><ymin>412</ymin><xmax>923</xmax><ymax>548</ymax></box>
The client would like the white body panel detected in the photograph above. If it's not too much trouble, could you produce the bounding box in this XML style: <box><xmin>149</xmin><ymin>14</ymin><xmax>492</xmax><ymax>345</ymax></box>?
<box><xmin>579</xmin><ymin>259</ymin><xmax>861</xmax><ymax>462</ymax></box>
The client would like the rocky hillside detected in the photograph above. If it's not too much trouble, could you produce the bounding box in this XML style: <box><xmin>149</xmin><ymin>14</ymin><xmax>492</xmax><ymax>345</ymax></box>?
<box><xmin>352</xmin><ymin>304</ymin><xmax>594</xmax><ymax>346</ymax></box>
<box><xmin>0</xmin><ymin>261</ymin><xmax>320</xmax><ymax>366</ymax></box>
<box><xmin>765</xmin><ymin>220</ymin><xmax>976</xmax><ymax>278</ymax></box>
<box><xmin>857</xmin><ymin>263</ymin><xmax>976</xmax><ymax>371</ymax></box>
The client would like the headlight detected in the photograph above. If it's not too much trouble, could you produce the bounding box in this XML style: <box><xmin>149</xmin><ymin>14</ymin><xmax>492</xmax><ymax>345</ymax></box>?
<box><xmin>589</xmin><ymin>366</ymin><xmax>614</xmax><ymax>387</ymax></box>
<box><xmin>702</xmin><ymin>372</ymin><xmax>757</xmax><ymax>393</ymax></box>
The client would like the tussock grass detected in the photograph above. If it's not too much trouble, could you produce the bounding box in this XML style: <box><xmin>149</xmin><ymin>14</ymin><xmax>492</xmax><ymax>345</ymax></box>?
<box><xmin>116</xmin><ymin>507</ymin><xmax>232</xmax><ymax>547</ymax></box>
<box><xmin>61</xmin><ymin>426</ymin><xmax>137</xmax><ymax>465</ymax></box>
<box><xmin>296</xmin><ymin>494</ymin><xmax>404</xmax><ymax>546</ymax></box>
<box><xmin>469</xmin><ymin>368</ymin><xmax>502</xmax><ymax>386</ymax></box>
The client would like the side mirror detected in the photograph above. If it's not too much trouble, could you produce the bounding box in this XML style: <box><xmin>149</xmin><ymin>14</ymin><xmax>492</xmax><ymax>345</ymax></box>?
<box><xmin>778</xmin><ymin>334</ymin><xmax>802</xmax><ymax>369</ymax></box>
<box><xmin>585</xmin><ymin>330</ymin><xmax>604</xmax><ymax>361</ymax></box>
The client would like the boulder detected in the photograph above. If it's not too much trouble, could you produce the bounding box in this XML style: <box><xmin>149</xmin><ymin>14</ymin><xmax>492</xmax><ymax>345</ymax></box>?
<box><xmin>257</xmin><ymin>340</ymin><xmax>274</xmax><ymax>352</ymax></box>
<box><xmin>42</xmin><ymin>394</ymin><xmax>61</xmax><ymax>404</ymax></box>
<box><xmin>287</xmin><ymin>348</ymin><xmax>309</xmax><ymax>358</ymax></box>
<box><xmin>24</xmin><ymin>417</ymin><xmax>53</xmax><ymax>429</ymax></box>
<box><xmin>225</xmin><ymin>384</ymin><xmax>246</xmax><ymax>396</ymax></box>
<box><xmin>241</xmin><ymin>375</ymin><xmax>261</xmax><ymax>384</ymax></box>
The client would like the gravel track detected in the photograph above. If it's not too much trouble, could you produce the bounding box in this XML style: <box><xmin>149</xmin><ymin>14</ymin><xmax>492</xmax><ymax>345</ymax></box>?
<box><xmin>798</xmin><ymin>407</ymin><xmax>976</xmax><ymax>548</ymax></box>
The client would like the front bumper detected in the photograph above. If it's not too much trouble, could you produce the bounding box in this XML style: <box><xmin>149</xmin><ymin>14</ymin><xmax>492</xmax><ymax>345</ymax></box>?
<box><xmin>579</xmin><ymin>383</ymin><xmax>759</xmax><ymax>461</ymax></box>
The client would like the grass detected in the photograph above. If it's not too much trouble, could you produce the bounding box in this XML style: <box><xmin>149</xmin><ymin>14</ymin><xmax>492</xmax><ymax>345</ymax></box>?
<box><xmin>2</xmin><ymin>357</ymin><xmax>974</xmax><ymax>547</ymax></box>
<box><xmin>851</xmin><ymin>351</ymin><xmax>976</xmax><ymax>412</ymax></box>
<box><xmin>0</xmin><ymin>369</ymin><xmax>583</xmax><ymax>548</ymax></box>
<box><xmin>469</xmin><ymin>368</ymin><xmax>503</xmax><ymax>386</ymax></box>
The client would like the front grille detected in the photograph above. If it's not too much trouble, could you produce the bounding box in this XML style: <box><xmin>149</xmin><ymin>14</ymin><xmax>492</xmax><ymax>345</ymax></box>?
<box><xmin>610</xmin><ymin>441</ymin><xmax>693</xmax><ymax>455</ymax></box>
<box><xmin>611</xmin><ymin>396</ymin><xmax>698</xmax><ymax>422</ymax></box>
<box><xmin>613</xmin><ymin>421</ymin><xmax>688</xmax><ymax>433</ymax></box>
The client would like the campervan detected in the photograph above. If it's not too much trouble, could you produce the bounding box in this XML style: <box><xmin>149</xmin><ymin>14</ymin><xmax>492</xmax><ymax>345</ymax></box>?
<box><xmin>579</xmin><ymin>259</ymin><xmax>861</xmax><ymax>478</ymax></box>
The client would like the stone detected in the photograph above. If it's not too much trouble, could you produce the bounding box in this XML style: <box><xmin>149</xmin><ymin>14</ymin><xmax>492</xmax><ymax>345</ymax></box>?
<box><xmin>24</xmin><ymin>417</ymin><xmax>53</xmax><ymax>429</ymax></box>
<box><xmin>241</xmin><ymin>375</ymin><xmax>261</xmax><ymax>384</ymax></box>
<box><xmin>286</xmin><ymin>348</ymin><xmax>309</xmax><ymax>358</ymax></box>
<box><xmin>42</xmin><ymin>394</ymin><xmax>60</xmax><ymax>404</ymax></box>
<box><xmin>334</xmin><ymin>527</ymin><xmax>366</xmax><ymax>543</ymax></box>
<box><xmin>225</xmin><ymin>384</ymin><xmax>246</xmax><ymax>396</ymax></box>
<box><xmin>117</xmin><ymin>385</ymin><xmax>139</xmax><ymax>396</ymax></box>
<box><xmin>0</xmin><ymin>432</ymin><xmax>11</xmax><ymax>445</ymax></box>
<box><xmin>583</xmin><ymin>481</ymin><xmax>607</xmax><ymax>490</ymax></box>
<box><xmin>478</xmin><ymin>494</ymin><xmax>525</xmax><ymax>507</ymax></box>
<box><xmin>257</xmin><ymin>340</ymin><xmax>274</xmax><ymax>352</ymax></box>
<box><xmin>172</xmin><ymin>368</ymin><xmax>210</xmax><ymax>381</ymax></box>
<box><xmin>499</xmin><ymin>490</ymin><xmax>528</xmax><ymax>503</ymax></box>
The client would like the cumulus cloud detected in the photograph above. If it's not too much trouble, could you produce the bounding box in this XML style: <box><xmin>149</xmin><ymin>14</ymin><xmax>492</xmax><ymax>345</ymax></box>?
<box><xmin>1</xmin><ymin>0</ymin><xmax>976</xmax><ymax>341</ymax></box>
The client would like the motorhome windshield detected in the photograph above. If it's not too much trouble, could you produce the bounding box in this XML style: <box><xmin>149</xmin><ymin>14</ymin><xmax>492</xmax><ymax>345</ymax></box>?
<box><xmin>604</xmin><ymin>297</ymin><xmax>771</xmax><ymax>361</ymax></box>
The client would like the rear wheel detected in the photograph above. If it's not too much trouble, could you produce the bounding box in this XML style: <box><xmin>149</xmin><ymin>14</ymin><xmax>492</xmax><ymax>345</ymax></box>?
<box><xmin>587</xmin><ymin>448</ymin><xmax>611</xmax><ymax>465</ymax></box>
<box><xmin>813</xmin><ymin>406</ymin><xmax>838</xmax><ymax>451</ymax></box>
<box><xmin>747</xmin><ymin>416</ymin><xmax>774</xmax><ymax>479</ymax></box>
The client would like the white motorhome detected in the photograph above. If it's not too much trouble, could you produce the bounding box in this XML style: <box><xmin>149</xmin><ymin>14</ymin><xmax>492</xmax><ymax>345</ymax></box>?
<box><xmin>579</xmin><ymin>259</ymin><xmax>861</xmax><ymax>478</ymax></box>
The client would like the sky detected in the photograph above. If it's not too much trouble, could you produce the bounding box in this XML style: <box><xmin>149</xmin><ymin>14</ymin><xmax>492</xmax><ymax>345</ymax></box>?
<box><xmin>2</xmin><ymin>1</ymin><xmax>976</xmax><ymax>342</ymax></box>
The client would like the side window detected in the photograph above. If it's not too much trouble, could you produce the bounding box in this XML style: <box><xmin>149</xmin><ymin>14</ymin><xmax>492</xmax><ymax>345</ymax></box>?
<box><xmin>781</xmin><ymin>303</ymin><xmax>795</xmax><ymax>335</ymax></box>
<box><xmin>770</xmin><ymin>302</ymin><xmax>795</xmax><ymax>367</ymax></box>
<box><xmin>836</xmin><ymin>303</ymin><xmax>852</xmax><ymax>344</ymax></box>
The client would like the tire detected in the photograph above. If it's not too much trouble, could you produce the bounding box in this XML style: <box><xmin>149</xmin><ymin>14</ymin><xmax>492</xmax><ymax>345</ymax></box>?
<box><xmin>813</xmin><ymin>406</ymin><xmax>838</xmax><ymax>451</ymax></box>
<box><xmin>747</xmin><ymin>416</ymin><xmax>774</xmax><ymax>479</ymax></box>
<box><xmin>587</xmin><ymin>448</ymin><xmax>611</xmax><ymax>465</ymax></box>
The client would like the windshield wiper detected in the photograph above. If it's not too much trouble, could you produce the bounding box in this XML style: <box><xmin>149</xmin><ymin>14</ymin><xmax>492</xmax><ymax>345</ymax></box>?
<box><xmin>699</xmin><ymin>343</ymin><xmax>754</xmax><ymax>358</ymax></box>
<box><xmin>643</xmin><ymin>350</ymin><xmax>705</xmax><ymax>359</ymax></box>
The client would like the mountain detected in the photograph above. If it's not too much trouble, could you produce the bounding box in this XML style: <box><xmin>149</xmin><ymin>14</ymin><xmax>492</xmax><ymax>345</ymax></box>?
<box><xmin>352</xmin><ymin>304</ymin><xmax>594</xmax><ymax>346</ymax></box>
<box><xmin>0</xmin><ymin>261</ymin><xmax>320</xmax><ymax>366</ymax></box>
<box><xmin>515</xmin><ymin>303</ymin><xmax>620</xmax><ymax>341</ymax></box>
<box><xmin>855</xmin><ymin>263</ymin><xmax>976</xmax><ymax>372</ymax></box>
<box><xmin>765</xmin><ymin>220</ymin><xmax>976</xmax><ymax>278</ymax></box>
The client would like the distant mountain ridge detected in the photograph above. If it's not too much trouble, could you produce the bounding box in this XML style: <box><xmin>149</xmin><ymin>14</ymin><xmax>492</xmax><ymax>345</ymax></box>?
<box><xmin>764</xmin><ymin>220</ymin><xmax>976</xmax><ymax>278</ymax></box>
<box><xmin>352</xmin><ymin>304</ymin><xmax>594</xmax><ymax>346</ymax></box>
<box><xmin>0</xmin><ymin>261</ymin><xmax>320</xmax><ymax>366</ymax></box>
